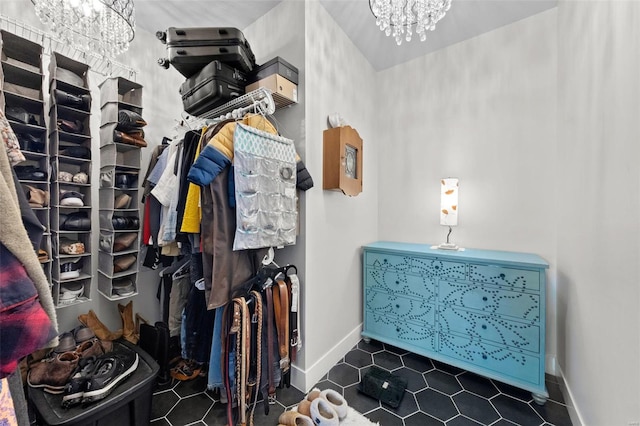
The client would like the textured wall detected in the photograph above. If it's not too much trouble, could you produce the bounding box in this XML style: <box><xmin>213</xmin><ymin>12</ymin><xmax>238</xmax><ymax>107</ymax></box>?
<box><xmin>557</xmin><ymin>1</ymin><xmax>640</xmax><ymax>424</ymax></box>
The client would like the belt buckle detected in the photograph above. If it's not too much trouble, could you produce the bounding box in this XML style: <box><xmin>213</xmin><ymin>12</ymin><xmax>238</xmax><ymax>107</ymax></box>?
<box><xmin>268</xmin><ymin>394</ymin><xmax>277</xmax><ymax>405</ymax></box>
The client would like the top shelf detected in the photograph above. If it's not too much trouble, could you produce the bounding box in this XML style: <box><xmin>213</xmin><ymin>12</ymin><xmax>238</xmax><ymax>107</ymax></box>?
<box><xmin>195</xmin><ymin>87</ymin><xmax>275</xmax><ymax>122</ymax></box>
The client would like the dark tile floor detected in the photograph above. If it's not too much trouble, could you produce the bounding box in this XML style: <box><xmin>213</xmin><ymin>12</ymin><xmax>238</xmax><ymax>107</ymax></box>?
<box><xmin>150</xmin><ymin>340</ymin><xmax>573</xmax><ymax>425</ymax></box>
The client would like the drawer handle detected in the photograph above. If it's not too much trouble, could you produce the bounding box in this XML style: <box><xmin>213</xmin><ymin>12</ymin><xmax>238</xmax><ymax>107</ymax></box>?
<box><xmin>395</xmin><ymin>327</ymin><xmax>400</xmax><ymax>332</ymax></box>
<box><xmin>482</xmin><ymin>353</ymin><xmax>487</xmax><ymax>360</ymax></box>
<box><xmin>499</xmin><ymin>273</ymin><xmax>506</xmax><ymax>279</ymax></box>
<box><xmin>395</xmin><ymin>304</ymin><xmax>400</xmax><ymax>309</ymax></box>
<box><xmin>481</xmin><ymin>324</ymin><xmax>487</xmax><ymax>330</ymax></box>
<box><xmin>383</xmin><ymin>259</ymin><xmax>388</xmax><ymax>263</ymax></box>
<box><xmin>482</xmin><ymin>296</ymin><xmax>488</xmax><ymax>302</ymax></box>
<box><xmin>395</xmin><ymin>281</ymin><xmax>400</xmax><ymax>285</ymax></box>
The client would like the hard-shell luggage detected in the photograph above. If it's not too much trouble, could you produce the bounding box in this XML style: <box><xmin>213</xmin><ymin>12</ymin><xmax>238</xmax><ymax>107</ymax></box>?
<box><xmin>157</xmin><ymin>27</ymin><xmax>256</xmax><ymax>77</ymax></box>
<box><xmin>179</xmin><ymin>60</ymin><xmax>247</xmax><ymax>116</ymax></box>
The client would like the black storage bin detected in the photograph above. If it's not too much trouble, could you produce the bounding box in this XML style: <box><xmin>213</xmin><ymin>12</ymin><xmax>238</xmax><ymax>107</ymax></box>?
<box><xmin>28</xmin><ymin>340</ymin><xmax>159</xmax><ymax>426</ymax></box>
<box><xmin>248</xmin><ymin>56</ymin><xmax>299</xmax><ymax>85</ymax></box>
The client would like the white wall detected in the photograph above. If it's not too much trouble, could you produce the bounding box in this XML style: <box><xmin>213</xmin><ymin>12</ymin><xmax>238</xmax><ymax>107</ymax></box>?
<box><xmin>557</xmin><ymin>1</ymin><xmax>640</xmax><ymax>424</ymax></box>
<box><xmin>0</xmin><ymin>1</ymin><xmax>185</xmax><ymax>332</ymax></box>
<box><xmin>376</xmin><ymin>8</ymin><xmax>559</xmax><ymax>367</ymax></box>
<box><xmin>301</xmin><ymin>0</ymin><xmax>379</xmax><ymax>390</ymax></box>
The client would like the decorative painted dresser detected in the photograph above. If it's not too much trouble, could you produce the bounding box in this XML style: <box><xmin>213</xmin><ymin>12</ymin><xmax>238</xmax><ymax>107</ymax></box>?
<box><xmin>362</xmin><ymin>241</ymin><xmax>549</xmax><ymax>403</ymax></box>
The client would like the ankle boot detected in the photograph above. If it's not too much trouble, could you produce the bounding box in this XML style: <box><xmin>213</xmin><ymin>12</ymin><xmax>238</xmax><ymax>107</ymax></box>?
<box><xmin>78</xmin><ymin>310</ymin><xmax>123</xmax><ymax>341</ymax></box>
<box><xmin>54</xmin><ymin>89</ymin><xmax>90</xmax><ymax>111</ymax></box>
<box><xmin>118</xmin><ymin>301</ymin><xmax>139</xmax><ymax>344</ymax></box>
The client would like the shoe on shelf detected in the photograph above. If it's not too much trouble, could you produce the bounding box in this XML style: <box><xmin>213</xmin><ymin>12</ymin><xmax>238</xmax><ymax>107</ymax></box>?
<box><xmin>60</xmin><ymin>258</ymin><xmax>83</xmax><ymax>281</ymax></box>
<box><xmin>54</xmin><ymin>88</ymin><xmax>91</xmax><ymax>112</ymax></box>
<box><xmin>113</xmin><ymin>129</ymin><xmax>147</xmax><ymax>148</ymax></box>
<box><xmin>114</xmin><ymin>193</ymin><xmax>132</xmax><ymax>209</ymax></box>
<box><xmin>82</xmin><ymin>352</ymin><xmax>139</xmax><ymax>403</ymax></box>
<box><xmin>59</xmin><ymin>282</ymin><xmax>84</xmax><ymax>305</ymax></box>
<box><xmin>116</xmin><ymin>109</ymin><xmax>147</xmax><ymax>132</ymax></box>
<box><xmin>113</xmin><ymin>254</ymin><xmax>137</xmax><ymax>273</ymax></box>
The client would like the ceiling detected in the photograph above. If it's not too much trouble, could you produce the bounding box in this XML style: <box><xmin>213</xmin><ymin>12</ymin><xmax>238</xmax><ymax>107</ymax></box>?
<box><xmin>134</xmin><ymin>0</ymin><xmax>557</xmax><ymax>71</ymax></box>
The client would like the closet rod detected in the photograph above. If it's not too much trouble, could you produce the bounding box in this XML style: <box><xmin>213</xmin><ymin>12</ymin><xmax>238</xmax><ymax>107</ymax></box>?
<box><xmin>198</xmin><ymin>87</ymin><xmax>276</xmax><ymax>122</ymax></box>
<box><xmin>0</xmin><ymin>15</ymin><xmax>137</xmax><ymax>80</ymax></box>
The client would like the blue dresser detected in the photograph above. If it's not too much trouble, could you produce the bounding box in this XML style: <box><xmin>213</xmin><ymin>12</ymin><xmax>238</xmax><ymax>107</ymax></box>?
<box><xmin>362</xmin><ymin>241</ymin><xmax>549</xmax><ymax>403</ymax></box>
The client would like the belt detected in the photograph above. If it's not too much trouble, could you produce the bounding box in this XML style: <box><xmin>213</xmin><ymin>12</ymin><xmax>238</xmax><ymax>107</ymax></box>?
<box><xmin>288</xmin><ymin>273</ymin><xmax>301</xmax><ymax>363</ymax></box>
<box><xmin>248</xmin><ymin>290</ymin><xmax>263</xmax><ymax>426</ymax></box>
<box><xmin>265</xmin><ymin>285</ymin><xmax>276</xmax><ymax>404</ymax></box>
<box><xmin>273</xmin><ymin>280</ymin><xmax>290</xmax><ymax>380</ymax></box>
<box><xmin>232</xmin><ymin>297</ymin><xmax>250</xmax><ymax>426</ymax></box>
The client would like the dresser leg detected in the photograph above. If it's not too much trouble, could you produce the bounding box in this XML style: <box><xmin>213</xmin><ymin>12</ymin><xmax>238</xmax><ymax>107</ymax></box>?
<box><xmin>532</xmin><ymin>393</ymin><xmax>547</xmax><ymax>405</ymax></box>
<box><xmin>362</xmin><ymin>338</ymin><xmax>371</xmax><ymax>344</ymax></box>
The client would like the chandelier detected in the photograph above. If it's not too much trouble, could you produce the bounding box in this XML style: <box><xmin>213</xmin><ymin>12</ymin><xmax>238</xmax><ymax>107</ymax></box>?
<box><xmin>31</xmin><ymin>0</ymin><xmax>135</xmax><ymax>58</ymax></box>
<box><xmin>369</xmin><ymin>0</ymin><xmax>452</xmax><ymax>45</ymax></box>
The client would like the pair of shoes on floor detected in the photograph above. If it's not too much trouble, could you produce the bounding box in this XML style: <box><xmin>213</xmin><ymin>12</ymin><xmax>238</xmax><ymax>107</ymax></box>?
<box><xmin>170</xmin><ymin>358</ymin><xmax>201</xmax><ymax>381</ymax></box>
<box><xmin>62</xmin><ymin>351</ymin><xmax>139</xmax><ymax>408</ymax></box>
<box><xmin>280</xmin><ymin>389</ymin><xmax>348</xmax><ymax>426</ymax></box>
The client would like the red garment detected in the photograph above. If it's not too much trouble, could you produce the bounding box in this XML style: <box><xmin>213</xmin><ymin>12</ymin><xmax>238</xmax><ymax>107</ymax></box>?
<box><xmin>143</xmin><ymin>198</ymin><xmax>151</xmax><ymax>245</ymax></box>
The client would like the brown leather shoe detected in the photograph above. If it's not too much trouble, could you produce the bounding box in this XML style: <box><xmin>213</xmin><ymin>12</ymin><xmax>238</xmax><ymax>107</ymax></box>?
<box><xmin>113</xmin><ymin>254</ymin><xmax>136</xmax><ymax>273</ymax></box>
<box><xmin>113</xmin><ymin>232</ymin><xmax>137</xmax><ymax>252</ymax></box>
<box><xmin>113</xmin><ymin>130</ymin><xmax>147</xmax><ymax>148</ymax></box>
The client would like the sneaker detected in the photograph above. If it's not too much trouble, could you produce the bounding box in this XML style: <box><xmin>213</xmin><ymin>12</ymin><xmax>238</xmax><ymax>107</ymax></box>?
<box><xmin>61</xmin><ymin>356</ymin><xmax>97</xmax><ymax>408</ymax></box>
<box><xmin>27</xmin><ymin>351</ymin><xmax>79</xmax><ymax>394</ymax></box>
<box><xmin>82</xmin><ymin>352</ymin><xmax>138</xmax><ymax>403</ymax></box>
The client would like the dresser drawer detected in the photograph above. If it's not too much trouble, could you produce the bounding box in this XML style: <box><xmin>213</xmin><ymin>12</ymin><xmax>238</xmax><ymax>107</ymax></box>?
<box><xmin>439</xmin><ymin>281</ymin><xmax>540</xmax><ymax>322</ymax></box>
<box><xmin>366</xmin><ymin>290</ymin><xmax>436</xmax><ymax>326</ymax></box>
<box><xmin>469</xmin><ymin>264</ymin><xmax>540</xmax><ymax>291</ymax></box>
<box><xmin>439</xmin><ymin>305</ymin><xmax>540</xmax><ymax>352</ymax></box>
<box><xmin>439</xmin><ymin>334</ymin><xmax>540</xmax><ymax>385</ymax></box>
<box><xmin>365</xmin><ymin>312</ymin><xmax>437</xmax><ymax>351</ymax></box>
<box><xmin>365</xmin><ymin>268</ymin><xmax>436</xmax><ymax>301</ymax></box>
<box><xmin>365</xmin><ymin>251</ymin><xmax>466</xmax><ymax>280</ymax></box>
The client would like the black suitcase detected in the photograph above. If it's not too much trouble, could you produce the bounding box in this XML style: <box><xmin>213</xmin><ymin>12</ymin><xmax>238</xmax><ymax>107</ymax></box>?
<box><xmin>157</xmin><ymin>27</ymin><xmax>256</xmax><ymax>77</ymax></box>
<box><xmin>179</xmin><ymin>60</ymin><xmax>247</xmax><ymax>116</ymax></box>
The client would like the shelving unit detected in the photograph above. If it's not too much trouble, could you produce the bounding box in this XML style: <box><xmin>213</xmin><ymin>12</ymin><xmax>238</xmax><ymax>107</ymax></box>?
<box><xmin>48</xmin><ymin>52</ymin><xmax>92</xmax><ymax>308</ymax></box>
<box><xmin>0</xmin><ymin>30</ymin><xmax>51</xmax><ymax>285</ymax></box>
<box><xmin>98</xmin><ymin>77</ymin><xmax>143</xmax><ymax>300</ymax></box>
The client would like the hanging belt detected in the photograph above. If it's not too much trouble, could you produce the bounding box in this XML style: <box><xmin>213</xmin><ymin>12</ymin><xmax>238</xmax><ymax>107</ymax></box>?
<box><xmin>264</xmin><ymin>286</ymin><xmax>276</xmax><ymax>404</ymax></box>
<box><xmin>222</xmin><ymin>303</ymin><xmax>235</xmax><ymax>426</ymax></box>
<box><xmin>273</xmin><ymin>280</ymin><xmax>290</xmax><ymax>375</ymax></box>
<box><xmin>248</xmin><ymin>290</ymin><xmax>263</xmax><ymax>426</ymax></box>
<box><xmin>232</xmin><ymin>297</ymin><xmax>250</xmax><ymax>426</ymax></box>
<box><xmin>288</xmin><ymin>273</ymin><xmax>301</xmax><ymax>363</ymax></box>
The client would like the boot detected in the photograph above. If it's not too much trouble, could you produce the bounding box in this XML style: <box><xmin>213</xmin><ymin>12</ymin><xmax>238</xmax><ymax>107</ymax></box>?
<box><xmin>113</xmin><ymin>130</ymin><xmax>147</xmax><ymax>148</ymax></box>
<box><xmin>54</xmin><ymin>89</ymin><xmax>90</xmax><ymax>111</ymax></box>
<box><xmin>118</xmin><ymin>301</ymin><xmax>139</xmax><ymax>344</ymax></box>
<box><xmin>78</xmin><ymin>310</ymin><xmax>123</xmax><ymax>341</ymax></box>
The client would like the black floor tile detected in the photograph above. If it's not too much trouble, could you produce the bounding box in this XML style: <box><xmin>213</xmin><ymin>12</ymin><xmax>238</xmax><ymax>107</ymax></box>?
<box><xmin>531</xmin><ymin>399</ymin><xmax>573</xmax><ymax>426</ymax></box>
<box><xmin>403</xmin><ymin>352</ymin><xmax>435</xmax><ymax>373</ymax></box>
<box><xmin>150</xmin><ymin>339</ymin><xmax>572</xmax><ymax>426</ymax></box>
<box><xmin>372</xmin><ymin>350</ymin><xmax>403</xmax><ymax>370</ymax></box>
<box><xmin>327</xmin><ymin>362</ymin><xmax>360</xmax><ymax>387</ymax></box>
<box><xmin>452</xmin><ymin>391</ymin><xmax>500</xmax><ymax>424</ymax></box>
<box><xmin>366</xmin><ymin>407</ymin><xmax>405</xmax><ymax>426</ymax></box>
<box><xmin>405</xmin><ymin>411</ymin><xmax>446</xmax><ymax>426</ymax></box>
<box><xmin>344</xmin><ymin>348</ymin><xmax>374</xmax><ymax>368</ymax></box>
<box><xmin>343</xmin><ymin>383</ymin><xmax>380</xmax><ymax>414</ymax></box>
<box><xmin>415</xmin><ymin>388</ymin><xmax>459</xmax><ymax>421</ymax></box>
<box><xmin>491</xmin><ymin>394</ymin><xmax>545</xmax><ymax>426</ymax></box>
<box><xmin>425</xmin><ymin>369</ymin><xmax>463</xmax><ymax>395</ymax></box>
<box><xmin>457</xmin><ymin>371</ymin><xmax>499</xmax><ymax>399</ymax></box>
<box><xmin>446</xmin><ymin>415</ymin><xmax>483</xmax><ymax>425</ymax></box>
<box><xmin>391</xmin><ymin>366</ymin><xmax>428</xmax><ymax>392</ymax></box>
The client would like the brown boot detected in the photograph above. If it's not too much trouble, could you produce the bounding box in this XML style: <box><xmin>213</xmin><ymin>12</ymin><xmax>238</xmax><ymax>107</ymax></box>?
<box><xmin>118</xmin><ymin>301</ymin><xmax>139</xmax><ymax>344</ymax></box>
<box><xmin>78</xmin><ymin>310</ymin><xmax>123</xmax><ymax>341</ymax></box>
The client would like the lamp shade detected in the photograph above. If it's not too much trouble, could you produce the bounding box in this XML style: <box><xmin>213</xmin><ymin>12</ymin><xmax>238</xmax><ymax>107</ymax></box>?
<box><xmin>440</xmin><ymin>178</ymin><xmax>458</xmax><ymax>226</ymax></box>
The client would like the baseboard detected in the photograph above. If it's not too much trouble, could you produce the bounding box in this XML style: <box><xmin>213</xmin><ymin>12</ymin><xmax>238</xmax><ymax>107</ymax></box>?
<box><xmin>557</xmin><ymin>363</ymin><xmax>585</xmax><ymax>426</ymax></box>
<box><xmin>290</xmin><ymin>323</ymin><xmax>363</xmax><ymax>392</ymax></box>
<box><xmin>545</xmin><ymin>354</ymin><xmax>557</xmax><ymax>376</ymax></box>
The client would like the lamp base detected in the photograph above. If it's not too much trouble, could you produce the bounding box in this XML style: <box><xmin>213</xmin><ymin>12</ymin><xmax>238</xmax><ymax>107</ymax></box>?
<box><xmin>437</xmin><ymin>242</ymin><xmax>459</xmax><ymax>251</ymax></box>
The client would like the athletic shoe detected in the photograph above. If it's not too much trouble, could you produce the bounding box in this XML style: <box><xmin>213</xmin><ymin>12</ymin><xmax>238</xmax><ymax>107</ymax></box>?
<box><xmin>61</xmin><ymin>356</ymin><xmax>97</xmax><ymax>408</ymax></box>
<box><xmin>82</xmin><ymin>352</ymin><xmax>138</xmax><ymax>403</ymax></box>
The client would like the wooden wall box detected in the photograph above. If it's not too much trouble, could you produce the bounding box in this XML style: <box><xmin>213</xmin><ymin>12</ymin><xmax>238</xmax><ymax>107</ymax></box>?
<box><xmin>323</xmin><ymin>125</ymin><xmax>363</xmax><ymax>196</ymax></box>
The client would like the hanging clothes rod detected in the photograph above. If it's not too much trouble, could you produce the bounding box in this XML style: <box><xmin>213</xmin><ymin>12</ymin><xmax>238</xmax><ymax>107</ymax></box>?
<box><xmin>199</xmin><ymin>87</ymin><xmax>276</xmax><ymax>122</ymax></box>
<box><xmin>0</xmin><ymin>14</ymin><xmax>137</xmax><ymax>80</ymax></box>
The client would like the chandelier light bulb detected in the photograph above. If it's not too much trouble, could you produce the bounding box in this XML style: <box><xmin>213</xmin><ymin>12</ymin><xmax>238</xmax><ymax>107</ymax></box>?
<box><xmin>369</xmin><ymin>0</ymin><xmax>452</xmax><ymax>45</ymax></box>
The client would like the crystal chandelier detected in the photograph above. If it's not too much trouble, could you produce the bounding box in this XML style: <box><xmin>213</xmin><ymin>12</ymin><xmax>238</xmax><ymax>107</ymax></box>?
<box><xmin>31</xmin><ymin>0</ymin><xmax>135</xmax><ymax>58</ymax></box>
<box><xmin>369</xmin><ymin>0</ymin><xmax>452</xmax><ymax>45</ymax></box>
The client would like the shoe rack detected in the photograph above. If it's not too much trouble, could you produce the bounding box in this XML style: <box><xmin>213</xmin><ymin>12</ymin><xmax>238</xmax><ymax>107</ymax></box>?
<box><xmin>48</xmin><ymin>52</ymin><xmax>92</xmax><ymax>308</ymax></box>
<box><xmin>0</xmin><ymin>31</ymin><xmax>52</xmax><ymax>286</ymax></box>
<box><xmin>97</xmin><ymin>77</ymin><xmax>143</xmax><ymax>300</ymax></box>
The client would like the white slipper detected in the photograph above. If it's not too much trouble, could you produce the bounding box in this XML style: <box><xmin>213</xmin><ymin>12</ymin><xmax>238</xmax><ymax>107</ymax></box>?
<box><xmin>321</xmin><ymin>388</ymin><xmax>349</xmax><ymax>420</ymax></box>
<box><xmin>310</xmin><ymin>398</ymin><xmax>339</xmax><ymax>426</ymax></box>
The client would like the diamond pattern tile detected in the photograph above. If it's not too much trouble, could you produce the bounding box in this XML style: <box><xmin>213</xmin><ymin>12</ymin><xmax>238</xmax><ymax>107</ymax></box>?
<box><xmin>151</xmin><ymin>339</ymin><xmax>573</xmax><ymax>426</ymax></box>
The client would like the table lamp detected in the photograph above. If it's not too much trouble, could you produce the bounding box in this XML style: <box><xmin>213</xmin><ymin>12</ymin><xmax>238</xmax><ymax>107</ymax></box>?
<box><xmin>438</xmin><ymin>178</ymin><xmax>459</xmax><ymax>250</ymax></box>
